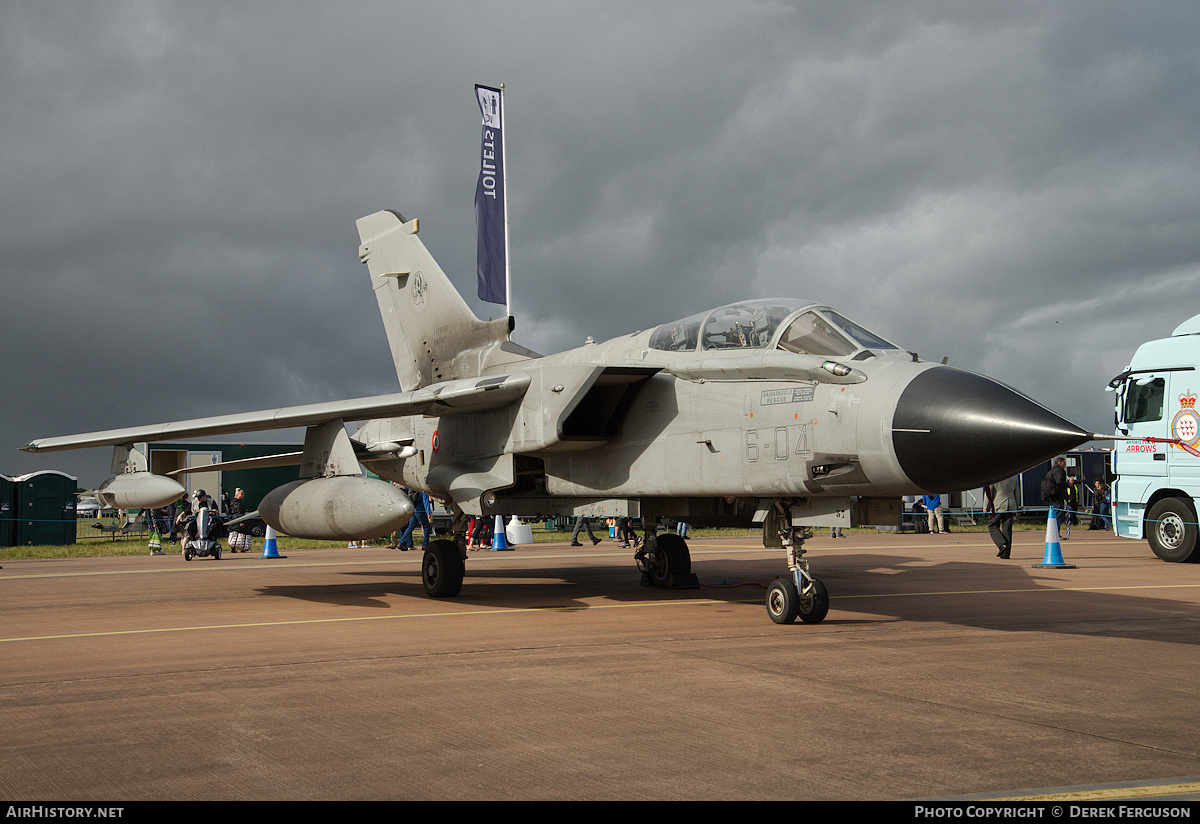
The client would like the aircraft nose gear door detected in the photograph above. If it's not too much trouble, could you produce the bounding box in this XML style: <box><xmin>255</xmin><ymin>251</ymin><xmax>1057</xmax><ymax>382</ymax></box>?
<box><xmin>764</xmin><ymin>502</ymin><xmax>830</xmax><ymax>624</ymax></box>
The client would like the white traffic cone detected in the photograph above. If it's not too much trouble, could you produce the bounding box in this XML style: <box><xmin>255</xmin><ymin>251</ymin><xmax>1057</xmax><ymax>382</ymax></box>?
<box><xmin>490</xmin><ymin>514</ymin><xmax>512</xmax><ymax>551</ymax></box>
<box><xmin>261</xmin><ymin>526</ymin><xmax>286</xmax><ymax>559</ymax></box>
<box><xmin>1032</xmin><ymin>506</ymin><xmax>1075</xmax><ymax>569</ymax></box>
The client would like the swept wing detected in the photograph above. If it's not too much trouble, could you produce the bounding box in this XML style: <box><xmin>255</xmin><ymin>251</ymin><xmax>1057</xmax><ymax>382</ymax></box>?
<box><xmin>22</xmin><ymin>373</ymin><xmax>530</xmax><ymax>453</ymax></box>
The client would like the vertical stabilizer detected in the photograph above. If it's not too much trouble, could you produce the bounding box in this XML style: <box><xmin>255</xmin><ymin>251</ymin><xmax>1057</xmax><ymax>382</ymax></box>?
<box><xmin>356</xmin><ymin>210</ymin><xmax>537</xmax><ymax>391</ymax></box>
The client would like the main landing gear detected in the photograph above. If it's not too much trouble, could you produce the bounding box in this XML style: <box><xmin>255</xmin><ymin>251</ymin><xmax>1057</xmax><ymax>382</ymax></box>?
<box><xmin>421</xmin><ymin>538</ymin><xmax>465</xmax><ymax>598</ymax></box>
<box><xmin>635</xmin><ymin>527</ymin><xmax>699</xmax><ymax>589</ymax></box>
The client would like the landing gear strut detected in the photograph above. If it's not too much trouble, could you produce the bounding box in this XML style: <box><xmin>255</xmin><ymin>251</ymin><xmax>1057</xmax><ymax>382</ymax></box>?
<box><xmin>765</xmin><ymin>503</ymin><xmax>829</xmax><ymax>624</ymax></box>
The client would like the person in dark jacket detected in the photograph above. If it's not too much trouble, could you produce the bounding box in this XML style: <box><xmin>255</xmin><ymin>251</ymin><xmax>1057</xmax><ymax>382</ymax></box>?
<box><xmin>1045</xmin><ymin>457</ymin><xmax>1069</xmax><ymax>536</ymax></box>
<box><xmin>226</xmin><ymin>488</ymin><xmax>249</xmax><ymax>552</ymax></box>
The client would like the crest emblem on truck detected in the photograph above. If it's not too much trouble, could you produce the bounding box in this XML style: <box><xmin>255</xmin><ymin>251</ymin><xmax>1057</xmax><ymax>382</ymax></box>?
<box><xmin>1171</xmin><ymin>390</ymin><xmax>1200</xmax><ymax>453</ymax></box>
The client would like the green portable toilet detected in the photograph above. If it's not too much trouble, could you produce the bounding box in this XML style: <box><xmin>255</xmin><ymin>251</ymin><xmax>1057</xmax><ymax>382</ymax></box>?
<box><xmin>14</xmin><ymin>470</ymin><xmax>77</xmax><ymax>546</ymax></box>
<box><xmin>0</xmin><ymin>474</ymin><xmax>14</xmax><ymax>547</ymax></box>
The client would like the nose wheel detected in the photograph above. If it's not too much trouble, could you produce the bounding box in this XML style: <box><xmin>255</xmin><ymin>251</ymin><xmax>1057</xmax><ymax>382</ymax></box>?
<box><xmin>766</xmin><ymin>575</ymin><xmax>829</xmax><ymax>624</ymax></box>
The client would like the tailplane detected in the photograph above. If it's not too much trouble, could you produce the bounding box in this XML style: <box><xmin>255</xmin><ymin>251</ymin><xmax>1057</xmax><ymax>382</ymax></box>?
<box><xmin>356</xmin><ymin>210</ymin><xmax>538</xmax><ymax>390</ymax></box>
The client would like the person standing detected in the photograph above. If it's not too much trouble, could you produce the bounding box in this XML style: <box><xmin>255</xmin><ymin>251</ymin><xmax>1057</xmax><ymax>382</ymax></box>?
<box><xmin>922</xmin><ymin>494</ymin><xmax>945</xmax><ymax>534</ymax></box>
<box><xmin>1065</xmin><ymin>475</ymin><xmax>1081</xmax><ymax>536</ymax></box>
<box><xmin>618</xmin><ymin>517</ymin><xmax>641</xmax><ymax>548</ymax></box>
<box><xmin>470</xmin><ymin>515</ymin><xmax>491</xmax><ymax>549</ymax></box>
<box><xmin>1042</xmin><ymin>457</ymin><xmax>1069</xmax><ymax>537</ymax></box>
<box><xmin>1092</xmin><ymin>480</ymin><xmax>1112</xmax><ymax>530</ymax></box>
<box><xmin>174</xmin><ymin>498</ymin><xmax>194</xmax><ymax>554</ymax></box>
<box><xmin>570</xmin><ymin>516</ymin><xmax>602</xmax><ymax>546</ymax></box>
<box><xmin>988</xmin><ymin>473</ymin><xmax>1022</xmax><ymax>559</ymax></box>
<box><xmin>226</xmin><ymin>487</ymin><xmax>250</xmax><ymax>552</ymax></box>
<box><xmin>398</xmin><ymin>489</ymin><xmax>431</xmax><ymax>550</ymax></box>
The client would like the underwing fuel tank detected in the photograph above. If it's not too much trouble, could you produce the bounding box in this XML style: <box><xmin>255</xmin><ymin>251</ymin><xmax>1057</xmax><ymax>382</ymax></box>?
<box><xmin>96</xmin><ymin>472</ymin><xmax>186</xmax><ymax>510</ymax></box>
<box><xmin>891</xmin><ymin>366</ymin><xmax>1091</xmax><ymax>491</ymax></box>
<box><xmin>258</xmin><ymin>476</ymin><xmax>414</xmax><ymax>541</ymax></box>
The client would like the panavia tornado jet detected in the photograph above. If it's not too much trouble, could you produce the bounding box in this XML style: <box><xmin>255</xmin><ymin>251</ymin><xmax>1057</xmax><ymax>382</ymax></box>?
<box><xmin>24</xmin><ymin>209</ymin><xmax>1093</xmax><ymax>623</ymax></box>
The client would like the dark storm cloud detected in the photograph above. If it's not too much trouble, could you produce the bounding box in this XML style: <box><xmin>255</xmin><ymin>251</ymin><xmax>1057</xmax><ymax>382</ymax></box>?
<box><xmin>2</xmin><ymin>1</ymin><xmax>1198</xmax><ymax>485</ymax></box>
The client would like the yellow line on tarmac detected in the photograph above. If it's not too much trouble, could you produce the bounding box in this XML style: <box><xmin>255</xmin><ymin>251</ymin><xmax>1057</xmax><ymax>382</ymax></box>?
<box><xmin>0</xmin><ymin>557</ymin><xmax>419</xmax><ymax>580</ymax></box>
<box><xmin>0</xmin><ymin>598</ymin><xmax>723</xmax><ymax>644</ymax></box>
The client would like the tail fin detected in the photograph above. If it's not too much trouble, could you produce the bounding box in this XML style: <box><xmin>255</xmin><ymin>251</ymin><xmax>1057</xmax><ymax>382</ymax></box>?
<box><xmin>356</xmin><ymin>210</ymin><xmax>538</xmax><ymax>390</ymax></box>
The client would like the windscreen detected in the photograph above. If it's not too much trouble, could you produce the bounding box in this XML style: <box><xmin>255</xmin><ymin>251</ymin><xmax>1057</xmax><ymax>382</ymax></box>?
<box><xmin>777</xmin><ymin>311</ymin><xmax>857</xmax><ymax>357</ymax></box>
<box><xmin>777</xmin><ymin>309</ymin><xmax>898</xmax><ymax>356</ymax></box>
<box><xmin>1123</xmin><ymin>377</ymin><xmax>1165</xmax><ymax>424</ymax></box>
<box><xmin>823</xmin><ymin>310</ymin><xmax>898</xmax><ymax>350</ymax></box>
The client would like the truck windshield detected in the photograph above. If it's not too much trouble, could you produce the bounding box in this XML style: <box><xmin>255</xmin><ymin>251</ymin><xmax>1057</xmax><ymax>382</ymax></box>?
<box><xmin>1123</xmin><ymin>377</ymin><xmax>1165</xmax><ymax>424</ymax></box>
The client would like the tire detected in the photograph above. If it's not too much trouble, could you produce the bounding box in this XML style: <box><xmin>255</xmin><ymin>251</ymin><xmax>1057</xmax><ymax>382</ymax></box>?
<box><xmin>250</xmin><ymin>525</ymin><xmax>265</xmax><ymax>538</ymax></box>
<box><xmin>797</xmin><ymin>578</ymin><xmax>830</xmax><ymax>624</ymax></box>
<box><xmin>422</xmin><ymin>539</ymin><xmax>465</xmax><ymax>598</ymax></box>
<box><xmin>182</xmin><ymin>546</ymin><xmax>193</xmax><ymax>562</ymax></box>
<box><xmin>766</xmin><ymin>578</ymin><xmax>799</xmax><ymax>624</ymax></box>
<box><xmin>1146</xmin><ymin>498</ymin><xmax>1200</xmax><ymax>563</ymax></box>
<box><xmin>647</xmin><ymin>534</ymin><xmax>691</xmax><ymax>587</ymax></box>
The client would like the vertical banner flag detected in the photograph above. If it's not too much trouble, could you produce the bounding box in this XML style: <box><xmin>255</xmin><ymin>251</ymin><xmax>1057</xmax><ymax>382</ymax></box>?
<box><xmin>475</xmin><ymin>84</ymin><xmax>506</xmax><ymax>306</ymax></box>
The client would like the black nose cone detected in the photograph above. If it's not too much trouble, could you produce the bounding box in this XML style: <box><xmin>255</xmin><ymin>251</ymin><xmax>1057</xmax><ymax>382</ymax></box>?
<box><xmin>892</xmin><ymin>366</ymin><xmax>1090</xmax><ymax>492</ymax></box>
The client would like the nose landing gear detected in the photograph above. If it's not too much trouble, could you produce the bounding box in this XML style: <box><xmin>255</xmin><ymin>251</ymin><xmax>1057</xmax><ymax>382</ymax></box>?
<box><xmin>764</xmin><ymin>502</ymin><xmax>830</xmax><ymax>625</ymax></box>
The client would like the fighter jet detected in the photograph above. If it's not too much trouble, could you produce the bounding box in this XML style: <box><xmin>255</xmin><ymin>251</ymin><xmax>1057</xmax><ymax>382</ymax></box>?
<box><xmin>23</xmin><ymin>209</ymin><xmax>1093</xmax><ymax>623</ymax></box>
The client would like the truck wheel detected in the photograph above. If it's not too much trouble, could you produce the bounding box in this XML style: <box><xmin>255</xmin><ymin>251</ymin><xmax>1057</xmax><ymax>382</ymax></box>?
<box><xmin>1147</xmin><ymin>498</ymin><xmax>1200</xmax><ymax>562</ymax></box>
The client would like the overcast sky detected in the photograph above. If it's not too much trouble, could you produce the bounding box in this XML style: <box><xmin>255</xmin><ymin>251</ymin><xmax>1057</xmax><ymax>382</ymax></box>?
<box><xmin>3</xmin><ymin>1</ymin><xmax>1199</xmax><ymax>486</ymax></box>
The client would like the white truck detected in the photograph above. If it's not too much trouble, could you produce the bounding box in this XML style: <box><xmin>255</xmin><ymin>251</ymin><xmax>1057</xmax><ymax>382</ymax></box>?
<box><xmin>1109</xmin><ymin>313</ymin><xmax>1200</xmax><ymax>562</ymax></box>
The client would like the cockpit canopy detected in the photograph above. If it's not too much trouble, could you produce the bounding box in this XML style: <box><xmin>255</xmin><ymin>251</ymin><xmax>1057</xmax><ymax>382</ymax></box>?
<box><xmin>648</xmin><ymin>299</ymin><xmax>898</xmax><ymax>357</ymax></box>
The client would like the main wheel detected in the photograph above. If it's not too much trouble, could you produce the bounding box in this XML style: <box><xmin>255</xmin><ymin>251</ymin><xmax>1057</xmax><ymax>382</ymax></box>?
<box><xmin>766</xmin><ymin>578</ymin><xmax>799</xmax><ymax>624</ymax></box>
<box><xmin>1147</xmin><ymin>498</ymin><xmax>1200</xmax><ymax>562</ymax></box>
<box><xmin>422</xmin><ymin>539</ymin><xmax>465</xmax><ymax>597</ymax></box>
<box><xmin>797</xmin><ymin>578</ymin><xmax>829</xmax><ymax>624</ymax></box>
<box><xmin>646</xmin><ymin>534</ymin><xmax>691</xmax><ymax>587</ymax></box>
